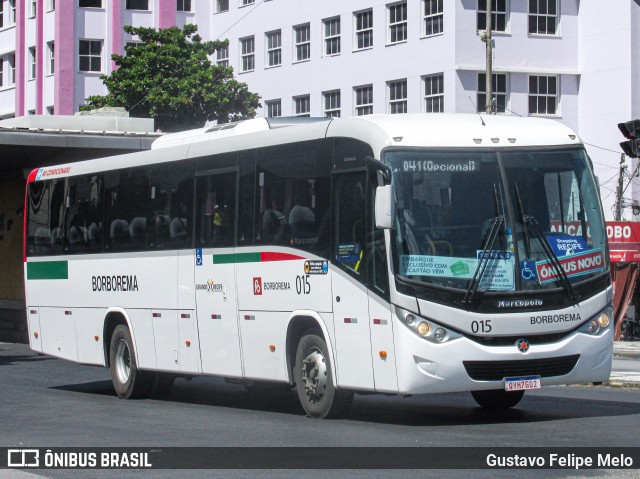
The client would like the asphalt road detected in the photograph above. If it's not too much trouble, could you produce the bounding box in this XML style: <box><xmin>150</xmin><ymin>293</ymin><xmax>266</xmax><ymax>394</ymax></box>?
<box><xmin>1</xmin><ymin>342</ymin><xmax>639</xmax><ymax>479</ymax></box>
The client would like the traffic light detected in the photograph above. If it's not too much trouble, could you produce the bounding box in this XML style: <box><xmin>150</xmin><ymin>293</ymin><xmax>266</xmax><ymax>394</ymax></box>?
<box><xmin>618</xmin><ymin>119</ymin><xmax>640</xmax><ymax>158</ymax></box>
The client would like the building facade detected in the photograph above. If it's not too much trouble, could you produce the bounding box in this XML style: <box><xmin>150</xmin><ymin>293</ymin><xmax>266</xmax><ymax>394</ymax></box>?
<box><xmin>0</xmin><ymin>0</ymin><xmax>638</xmax><ymax>218</ymax></box>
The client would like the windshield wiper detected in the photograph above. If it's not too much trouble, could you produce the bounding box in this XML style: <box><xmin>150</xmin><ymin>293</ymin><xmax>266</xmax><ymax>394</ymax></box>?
<box><xmin>513</xmin><ymin>184</ymin><xmax>579</xmax><ymax>301</ymax></box>
<box><xmin>463</xmin><ymin>184</ymin><xmax>505</xmax><ymax>305</ymax></box>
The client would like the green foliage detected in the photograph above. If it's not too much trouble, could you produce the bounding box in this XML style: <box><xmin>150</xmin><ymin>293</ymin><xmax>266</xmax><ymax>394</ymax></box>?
<box><xmin>83</xmin><ymin>24</ymin><xmax>261</xmax><ymax>132</ymax></box>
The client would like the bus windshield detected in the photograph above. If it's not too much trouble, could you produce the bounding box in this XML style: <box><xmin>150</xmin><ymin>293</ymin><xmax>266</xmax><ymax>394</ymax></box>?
<box><xmin>386</xmin><ymin>147</ymin><xmax>607</xmax><ymax>295</ymax></box>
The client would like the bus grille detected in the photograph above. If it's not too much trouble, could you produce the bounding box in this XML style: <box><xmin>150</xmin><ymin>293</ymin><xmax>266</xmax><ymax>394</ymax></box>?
<box><xmin>462</xmin><ymin>354</ymin><xmax>580</xmax><ymax>381</ymax></box>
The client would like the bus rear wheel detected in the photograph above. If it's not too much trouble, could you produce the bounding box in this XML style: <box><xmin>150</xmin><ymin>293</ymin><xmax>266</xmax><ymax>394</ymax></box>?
<box><xmin>109</xmin><ymin>325</ymin><xmax>151</xmax><ymax>399</ymax></box>
<box><xmin>294</xmin><ymin>332</ymin><xmax>353</xmax><ymax>419</ymax></box>
<box><xmin>471</xmin><ymin>389</ymin><xmax>525</xmax><ymax>409</ymax></box>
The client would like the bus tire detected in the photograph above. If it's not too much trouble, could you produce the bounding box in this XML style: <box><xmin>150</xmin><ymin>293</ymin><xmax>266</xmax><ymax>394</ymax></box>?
<box><xmin>294</xmin><ymin>332</ymin><xmax>353</xmax><ymax>419</ymax></box>
<box><xmin>109</xmin><ymin>325</ymin><xmax>151</xmax><ymax>399</ymax></box>
<box><xmin>471</xmin><ymin>389</ymin><xmax>525</xmax><ymax>409</ymax></box>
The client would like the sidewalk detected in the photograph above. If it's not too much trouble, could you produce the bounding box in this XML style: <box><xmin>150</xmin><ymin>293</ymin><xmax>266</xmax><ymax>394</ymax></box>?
<box><xmin>613</xmin><ymin>340</ymin><xmax>640</xmax><ymax>360</ymax></box>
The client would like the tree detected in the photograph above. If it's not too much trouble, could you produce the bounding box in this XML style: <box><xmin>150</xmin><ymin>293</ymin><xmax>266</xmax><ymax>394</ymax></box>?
<box><xmin>83</xmin><ymin>24</ymin><xmax>261</xmax><ymax>132</ymax></box>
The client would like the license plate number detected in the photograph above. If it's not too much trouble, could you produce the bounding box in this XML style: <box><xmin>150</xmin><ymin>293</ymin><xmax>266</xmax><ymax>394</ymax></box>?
<box><xmin>504</xmin><ymin>375</ymin><xmax>541</xmax><ymax>392</ymax></box>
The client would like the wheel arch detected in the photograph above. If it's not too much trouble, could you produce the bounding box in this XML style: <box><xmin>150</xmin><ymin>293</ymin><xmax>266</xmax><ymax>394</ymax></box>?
<box><xmin>102</xmin><ymin>308</ymin><xmax>139</xmax><ymax>368</ymax></box>
<box><xmin>285</xmin><ymin>310</ymin><xmax>337</xmax><ymax>385</ymax></box>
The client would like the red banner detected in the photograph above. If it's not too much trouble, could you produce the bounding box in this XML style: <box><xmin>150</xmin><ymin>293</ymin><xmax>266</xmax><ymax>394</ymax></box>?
<box><xmin>536</xmin><ymin>249</ymin><xmax>606</xmax><ymax>284</ymax></box>
<box><xmin>606</xmin><ymin>221</ymin><xmax>640</xmax><ymax>263</ymax></box>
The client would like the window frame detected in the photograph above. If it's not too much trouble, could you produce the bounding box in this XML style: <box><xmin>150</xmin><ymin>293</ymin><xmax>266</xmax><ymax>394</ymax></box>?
<box><xmin>125</xmin><ymin>0</ymin><xmax>149</xmax><ymax>11</ymax></box>
<box><xmin>528</xmin><ymin>0</ymin><xmax>558</xmax><ymax>36</ymax></box>
<box><xmin>528</xmin><ymin>74</ymin><xmax>559</xmax><ymax>116</ymax></box>
<box><xmin>387</xmin><ymin>1</ymin><xmax>408</xmax><ymax>45</ymax></box>
<box><xmin>477</xmin><ymin>72</ymin><xmax>508</xmax><ymax>113</ymax></box>
<box><xmin>423</xmin><ymin>0</ymin><xmax>443</xmax><ymax>37</ymax></box>
<box><xmin>293</xmin><ymin>95</ymin><xmax>311</xmax><ymax>117</ymax></box>
<box><xmin>387</xmin><ymin>79</ymin><xmax>407</xmax><ymax>114</ymax></box>
<box><xmin>323</xmin><ymin>16</ymin><xmax>341</xmax><ymax>57</ymax></box>
<box><xmin>176</xmin><ymin>0</ymin><xmax>191</xmax><ymax>12</ymax></box>
<box><xmin>215</xmin><ymin>0</ymin><xmax>229</xmax><ymax>13</ymax></box>
<box><xmin>240</xmin><ymin>36</ymin><xmax>255</xmax><ymax>73</ymax></box>
<box><xmin>265</xmin><ymin>99</ymin><xmax>281</xmax><ymax>118</ymax></box>
<box><xmin>423</xmin><ymin>73</ymin><xmax>444</xmax><ymax>113</ymax></box>
<box><xmin>47</xmin><ymin>41</ymin><xmax>54</xmax><ymax>75</ymax></box>
<box><xmin>477</xmin><ymin>0</ymin><xmax>508</xmax><ymax>33</ymax></box>
<box><xmin>78</xmin><ymin>39</ymin><xmax>102</xmax><ymax>73</ymax></box>
<box><xmin>354</xmin><ymin>84</ymin><xmax>373</xmax><ymax>116</ymax></box>
<box><xmin>78</xmin><ymin>0</ymin><xmax>102</xmax><ymax>8</ymax></box>
<box><xmin>28</xmin><ymin>46</ymin><xmax>36</xmax><ymax>80</ymax></box>
<box><xmin>323</xmin><ymin>90</ymin><xmax>341</xmax><ymax>118</ymax></box>
<box><xmin>293</xmin><ymin>23</ymin><xmax>311</xmax><ymax>63</ymax></box>
<box><xmin>354</xmin><ymin>9</ymin><xmax>373</xmax><ymax>51</ymax></box>
<box><xmin>265</xmin><ymin>30</ymin><xmax>282</xmax><ymax>68</ymax></box>
<box><xmin>216</xmin><ymin>45</ymin><xmax>229</xmax><ymax>67</ymax></box>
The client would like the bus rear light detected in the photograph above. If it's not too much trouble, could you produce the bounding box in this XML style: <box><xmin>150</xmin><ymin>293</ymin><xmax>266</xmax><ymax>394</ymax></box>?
<box><xmin>34</xmin><ymin>332</ymin><xmax>38</xmax><ymax>339</ymax></box>
<box><xmin>269</xmin><ymin>345</ymin><xmax>276</xmax><ymax>352</ymax></box>
<box><xmin>185</xmin><ymin>341</ymin><xmax>191</xmax><ymax>347</ymax></box>
<box><xmin>94</xmin><ymin>336</ymin><xmax>99</xmax><ymax>342</ymax></box>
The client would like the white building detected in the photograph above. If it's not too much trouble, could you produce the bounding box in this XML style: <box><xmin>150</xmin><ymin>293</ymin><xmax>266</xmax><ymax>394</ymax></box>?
<box><xmin>0</xmin><ymin>0</ymin><xmax>638</xmax><ymax>218</ymax></box>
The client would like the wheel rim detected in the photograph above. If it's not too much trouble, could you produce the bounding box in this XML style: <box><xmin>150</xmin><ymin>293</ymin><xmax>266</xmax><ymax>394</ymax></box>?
<box><xmin>115</xmin><ymin>339</ymin><xmax>131</xmax><ymax>384</ymax></box>
<box><xmin>300</xmin><ymin>347</ymin><xmax>327</xmax><ymax>402</ymax></box>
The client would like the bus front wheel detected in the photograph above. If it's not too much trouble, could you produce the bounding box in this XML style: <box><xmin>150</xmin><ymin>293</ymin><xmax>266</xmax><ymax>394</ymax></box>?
<box><xmin>109</xmin><ymin>325</ymin><xmax>151</xmax><ymax>399</ymax></box>
<box><xmin>471</xmin><ymin>389</ymin><xmax>525</xmax><ymax>409</ymax></box>
<box><xmin>294</xmin><ymin>332</ymin><xmax>353</xmax><ymax>419</ymax></box>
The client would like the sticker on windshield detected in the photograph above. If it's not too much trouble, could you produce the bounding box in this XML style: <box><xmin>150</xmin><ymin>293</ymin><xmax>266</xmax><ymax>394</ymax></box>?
<box><xmin>336</xmin><ymin>243</ymin><xmax>362</xmax><ymax>263</ymax></box>
<box><xmin>401</xmin><ymin>159</ymin><xmax>479</xmax><ymax>173</ymax></box>
<box><xmin>476</xmin><ymin>251</ymin><xmax>515</xmax><ymax>291</ymax></box>
<box><xmin>535</xmin><ymin>248</ymin><xmax>605</xmax><ymax>284</ymax></box>
<box><xmin>546</xmin><ymin>235</ymin><xmax>588</xmax><ymax>257</ymax></box>
<box><xmin>400</xmin><ymin>255</ymin><xmax>476</xmax><ymax>278</ymax></box>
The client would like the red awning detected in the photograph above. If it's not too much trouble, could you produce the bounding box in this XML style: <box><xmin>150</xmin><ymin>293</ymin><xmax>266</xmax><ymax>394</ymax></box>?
<box><xmin>607</xmin><ymin>222</ymin><xmax>640</xmax><ymax>263</ymax></box>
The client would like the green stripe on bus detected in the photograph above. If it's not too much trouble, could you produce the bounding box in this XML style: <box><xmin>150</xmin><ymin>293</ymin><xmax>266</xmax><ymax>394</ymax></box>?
<box><xmin>27</xmin><ymin>261</ymin><xmax>68</xmax><ymax>280</ymax></box>
<box><xmin>213</xmin><ymin>253</ymin><xmax>260</xmax><ymax>264</ymax></box>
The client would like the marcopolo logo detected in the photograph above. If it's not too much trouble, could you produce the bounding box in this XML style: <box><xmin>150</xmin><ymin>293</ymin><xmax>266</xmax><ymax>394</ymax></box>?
<box><xmin>496</xmin><ymin>299</ymin><xmax>543</xmax><ymax>309</ymax></box>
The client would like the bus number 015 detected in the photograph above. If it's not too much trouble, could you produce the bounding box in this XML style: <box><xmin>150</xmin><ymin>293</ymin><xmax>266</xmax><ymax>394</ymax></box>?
<box><xmin>296</xmin><ymin>275</ymin><xmax>311</xmax><ymax>295</ymax></box>
<box><xmin>471</xmin><ymin>320</ymin><xmax>492</xmax><ymax>334</ymax></box>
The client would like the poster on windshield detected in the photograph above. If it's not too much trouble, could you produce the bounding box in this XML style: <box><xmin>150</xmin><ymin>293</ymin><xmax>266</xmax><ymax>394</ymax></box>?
<box><xmin>399</xmin><ymin>252</ymin><xmax>514</xmax><ymax>291</ymax></box>
<box><xmin>535</xmin><ymin>248</ymin><xmax>605</xmax><ymax>284</ymax></box>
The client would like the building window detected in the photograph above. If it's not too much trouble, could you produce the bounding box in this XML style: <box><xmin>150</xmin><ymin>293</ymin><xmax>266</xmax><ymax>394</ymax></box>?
<box><xmin>265</xmin><ymin>99</ymin><xmax>281</xmax><ymax>118</ymax></box>
<box><xmin>0</xmin><ymin>60</ymin><xmax>3</xmax><ymax>87</ymax></box>
<box><xmin>423</xmin><ymin>0</ymin><xmax>443</xmax><ymax>36</ymax></box>
<box><xmin>477</xmin><ymin>73</ymin><xmax>507</xmax><ymax>113</ymax></box>
<box><xmin>423</xmin><ymin>74</ymin><xmax>444</xmax><ymax>112</ymax></box>
<box><xmin>241</xmin><ymin>0</ymin><xmax>255</xmax><ymax>5</ymax></box>
<box><xmin>9</xmin><ymin>53</ymin><xmax>14</xmax><ymax>84</ymax></box>
<box><xmin>323</xmin><ymin>90</ymin><xmax>341</xmax><ymax>117</ymax></box>
<box><xmin>177</xmin><ymin>0</ymin><xmax>191</xmax><ymax>12</ymax></box>
<box><xmin>216</xmin><ymin>45</ymin><xmax>229</xmax><ymax>67</ymax></box>
<box><xmin>126</xmin><ymin>0</ymin><xmax>148</xmax><ymax>10</ymax></box>
<box><xmin>266</xmin><ymin>30</ymin><xmax>281</xmax><ymax>67</ymax></box>
<box><xmin>355</xmin><ymin>85</ymin><xmax>373</xmax><ymax>116</ymax></box>
<box><xmin>529</xmin><ymin>0</ymin><xmax>557</xmax><ymax>35</ymax></box>
<box><xmin>215</xmin><ymin>0</ymin><xmax>229</xmax><ymax>12</ymax></box>
<box><xmin>477</xmin><ymin>0</ymin><xmax>507</xmax><ymax>32</ymax></box>
<box><xmin>47</xmin><ymin>106</ymin><xmax>54</xmax><ymax>115</ymax></box>
<box><xmin>47</xmin><ymin>42</ymin><xmax>54</xmax><ymax>74</ymax></box>
<box><xmin>9</xmin><ymin>0</ymin><xmax>15</xmax><ymax>24</ymax></box>
<box><xmin>240</xmin><ymin>36</ymin><xmax>255</xmax><ymax>72</ymax></box>
<box><xmin>354</xmin><ymin>9</ymin><xmax>373</xmax><ymax>50</ymax></box>
<box><xmin>79</xmin><ymin>0</ymin><xmax>101</xmax><ymax>7</ymax></box>
<box><xmin>0</xmin><ymin>2</ymin><xmax>4</xmax><ymax>29</ymax></box>
<box><xmin>294</xmin><ymin>95</ymin><xmax>310</xmax><ymax>117</ymax></box>
<box><xmin>294</xmin><ymin>24</ymin><xmax>310</xmax><ymax>62</ymax></box>
<box><xmin>323</xmin><ymin>17</ymin><xmax>340</xmax><ymax>56</ymax></box>
<box><xmin>388</xmin><ymin>2</ymin><xmax>407</xmax><ymax>44</ymax></box>
<box><xmin>528</xmin><ymin>75</ymin><xmax>558</xmax><ymax>115</ymax></box>
<box><xmin>388</xmin><ymin>79</ymin><xmax>407</xmax><ymax>114</ymax></box>
<box><xmin>48</xmin><ymin>0</ymin><xmax>55</xmax><ymax>11</ymax></box>
<box><xmin>79</xmin><ymin>40</ymin><xmax>102</xmax><ymax>72</ymax></box>
<box><xmin>29</xmin><ymin>0</ymin><xmax>36</xmax><ymax>17</ymax></box>
<box><xmin>29</xmin><ymin>47</ymin><xmax>36</xmax><ymax>80</ymax></box>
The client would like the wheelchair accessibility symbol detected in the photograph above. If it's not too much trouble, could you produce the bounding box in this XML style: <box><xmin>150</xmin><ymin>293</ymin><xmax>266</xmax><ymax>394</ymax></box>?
<box><xmin>521</xmin><ymin>261</ymin><xmax>537</xmax><ymax>281</ymax></box>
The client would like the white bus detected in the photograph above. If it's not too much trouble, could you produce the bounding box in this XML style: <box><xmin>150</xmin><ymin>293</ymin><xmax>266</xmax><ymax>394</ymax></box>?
<box><xmin>24</xmin><ymin>114</ymin><xmax>613</xmax><ymax>418</ymax></box>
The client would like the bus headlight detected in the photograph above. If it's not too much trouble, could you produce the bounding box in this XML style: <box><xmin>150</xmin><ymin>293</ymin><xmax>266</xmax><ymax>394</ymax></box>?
<box><xmin>395</xmin><ymin>307</ymin><xmax>461</xmax><ymax>344</ymax></box>
<box><xmin>578</xmin><ymin>305</ymin><xmax>612</xmax><ymax>336</ymax></box>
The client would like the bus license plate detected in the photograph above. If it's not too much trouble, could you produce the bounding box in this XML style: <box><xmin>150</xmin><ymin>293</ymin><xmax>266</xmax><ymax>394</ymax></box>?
<box><xmin>504</xmin><ymin>376</ymin><xmax>541</xmax><ymax>392</ymax></box>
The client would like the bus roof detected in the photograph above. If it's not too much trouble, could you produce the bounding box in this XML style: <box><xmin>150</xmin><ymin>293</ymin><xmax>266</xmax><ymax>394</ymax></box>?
<box><xmin>29</xmin><ymin>114</ymin><xmax>582</xmax><ymax>181</ymax></box>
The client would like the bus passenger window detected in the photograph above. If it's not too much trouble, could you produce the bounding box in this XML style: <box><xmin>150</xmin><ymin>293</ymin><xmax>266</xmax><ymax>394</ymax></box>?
<box><xmin>195</xmin><ymin>172</ymin><xmax>236</xmax><ymax>248</ymax></box>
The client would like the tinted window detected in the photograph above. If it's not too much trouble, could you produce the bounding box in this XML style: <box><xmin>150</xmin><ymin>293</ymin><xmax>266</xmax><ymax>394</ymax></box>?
<box><xmin>26</xmin><ymin>178</ymin><xmax>66</xmax><ymax>256</ymax></box>
<box><xmin>65</xmin><ymin>174</ymin><xmax>103</xmax><ymax>254</ymax></box>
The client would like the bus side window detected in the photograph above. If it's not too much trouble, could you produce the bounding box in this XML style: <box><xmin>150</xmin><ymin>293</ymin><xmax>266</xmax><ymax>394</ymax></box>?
<box><xmin>27</xmin><ymin>178</ymin><xmax>65</xmax><ymax>256</ymax></box>
<box><xmin>195</xmin><ymin>172</ymin><xmax>236</xmax><ymax>248</ymax></box>
<box><xmin>65</xmin><ymin>174</ymin><xmax>103</xmax><ymax>254</ymax></box>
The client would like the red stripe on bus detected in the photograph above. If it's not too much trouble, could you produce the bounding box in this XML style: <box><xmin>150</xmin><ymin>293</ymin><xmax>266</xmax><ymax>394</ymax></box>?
<box><xmin>259</xmin><ymin>252</ymin><xmax>304</xmax><ymax>262</ymax></box>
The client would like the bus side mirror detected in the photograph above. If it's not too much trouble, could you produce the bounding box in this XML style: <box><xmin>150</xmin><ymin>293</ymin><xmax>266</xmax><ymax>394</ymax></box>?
<box><xmin>375</xmin><ymin>184</ymin><xmax>395</xmax><ymax>229</ymax></box>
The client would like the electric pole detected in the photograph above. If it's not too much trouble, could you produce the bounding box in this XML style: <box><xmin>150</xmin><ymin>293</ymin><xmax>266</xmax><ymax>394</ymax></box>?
<box><xmin>485</xmin><ymin>0</ymin><xmax>493</xmax><ymax>114</ymax></box>
<box><xmin>614</xmin><ymin>153</ymin><xmax>626</xmax><ymax>221</ymax></box>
